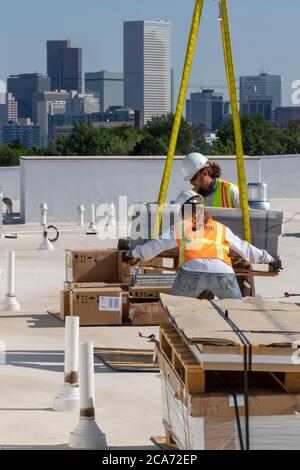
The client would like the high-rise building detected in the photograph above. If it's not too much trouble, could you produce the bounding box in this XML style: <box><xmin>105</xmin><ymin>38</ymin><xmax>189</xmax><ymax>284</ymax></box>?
<box><xmin>32</xmin><ymin>90</ymin><xmax>71</xmax><ymax>124</ymax></box>
<box><xmin>223</xmin><ymin>101</ymin><xmax>232</xmax><ymax>124</ymax></box>
<box><xmin>186</xmin><ymin>90</ymin><xmax>223</xmax><ymax>133</ymax></box>
<box><xmin>241</xmin><ymin>94</ymin><xmax>272</xmax><ymax>121</ymax></box>
<box><xmin>65</xmin><ymin>92</ymin><xmax>100</xmax><ymax>117</ymax></box>
<box><xmin>47</xmin><ymin>40</ymin><xmax>83</xmax><ymax>93</ymax></box>
<box><xmin>0</xmin><ymin>93</ymin><xmax>18</xmax><ymax>126</ymax></box>
<box><xmin>7</xmin><ymin>73</ymin><xmax>50</xmax><ymax>120</ymax></box>
<box><xmin>275</xmin><ymin>107</ymin><xmax>300</xmax><ymax>129</ymax></box>
<box><xmin>239</xmin><ymin>72</ymin><xmax>282</xmax><ymax>119</ymax></box>
<box><xmin>171</xmin><ymin>68</ymin><xmax>175</xmax><ymax>115</ymax></box>
<box><xmin>33</xmin><ymin>91</ymin><xmax>99</xmax><ymax>145</ymax></box>
<box><xmin>124</xmin><ymin>20</ymin><xmax>171</xmax><ymax>125</ymax></box>
<box><xmin>49</xmin><ymin>108</ymin><xmax>136</xmax><ymax>142</ymax></box>
<box><xmin>0</xmin><ymin>122</ymin><xmax>40</xmax><ymax>148</ymax></box>
<box><xmin>36</xmin><ymin>100</ymin><xmax>68</xmax><ymax>147</ymax></box>
<box><xmin>85</xmin><ymin>71</ymin><xmax>124</xmax><ymax>112</ymax></box>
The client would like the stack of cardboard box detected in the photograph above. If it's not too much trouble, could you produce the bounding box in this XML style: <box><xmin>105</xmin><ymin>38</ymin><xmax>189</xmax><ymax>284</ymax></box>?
<box><xmin>59</xmin><ymin>249</ymin><xmax>175</xmax><ymax>326</ymax></box>
<box><xmin>157</xmin><ymin>294</ymin><xmax>300</xmax><ymax>450</ymax></box>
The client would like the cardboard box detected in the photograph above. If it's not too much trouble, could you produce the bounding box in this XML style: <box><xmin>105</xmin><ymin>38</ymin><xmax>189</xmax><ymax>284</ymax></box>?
<box><xmin>64</xmin><ymin>281</ymin><xmax>127</xmax><ymax>291</ymax></box>
<box><xmin>122</xmin><ymin>291</ymin><xmax>130</xmax><ymax>324</ymax></box>
<box><xmin>60</xmin><ymin>290</ymin><xmax>70</xmax><ymax>320</ymax></box>
<box><xmin>129</xmin><ymin>301</ymin><xmax>168</xmax><ymax>326</ymax></box>
<box><xmin>129</xmin><ymin>285</ymin><xmax>171</xmax><ymax>300</ymax></box>
<box><xmin>70</xmin><ymin>287</ymin><xmax>122</xmax><ymax>326</ymax></box>
<box><xmin>158</xmin><ymin>348</ymin><xmax>300</xmax><ymax>450</ymax></box>
<box><xmin>66</xmin><ymin>249</ymin><xmax>118</xmax><ymax>283</ymax></box>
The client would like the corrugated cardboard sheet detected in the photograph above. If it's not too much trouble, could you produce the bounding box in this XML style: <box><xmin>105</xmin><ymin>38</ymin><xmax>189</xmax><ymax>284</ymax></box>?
<box><xmin>160</xmin><ymin>294</ymin><xmax>300</xmax><ymax>348</ymax></box>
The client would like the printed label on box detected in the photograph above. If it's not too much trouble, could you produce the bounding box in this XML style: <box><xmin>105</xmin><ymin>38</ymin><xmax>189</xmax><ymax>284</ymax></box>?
<box><xmin>66</xmin><ymin>267</ymin><xmax>73</xmax><ymax>283</ymax></box>
<box><xmin>99</xmin><ymin>296</ymin><xmax>121</xmax><ymax>312</ymax></box>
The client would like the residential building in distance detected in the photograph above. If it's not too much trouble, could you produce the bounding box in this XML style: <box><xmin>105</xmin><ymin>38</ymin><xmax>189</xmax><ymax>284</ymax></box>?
<box><xmin>124</xmin><ymin>20</ymin><xmax>172</xmax><ymax>125</ymax></box>
<box><xmin>85</xmin><ymin>71</ymin><xmax>124</xmax><ymax>112</ymax></box>
<box><xmin>65</xmin><ymin>92</ymin><xmax>100</xmax><ymax>117</ymax></box>
<box><xmin>223</xmin><ymin>101</ymin><xmax>232</xmax><ymax>124</ymax></box>
<box><xmin>32</xmin><ymin>90</ymin><xmax>71</xmax><ymax>146</ymax></box>
<box><xmin>239</xmin><ymin>72</ymin><xmax>282</xmax><ymax>119</ymax></box>
<box><xmin>0</xmin><ymin>122</ymin><xmax>40</xmax><ymax>148</ymax></box>
<box><xmin>240</xmin><ymin>94</ymin><xmax>273</xmax><ymax>121</ymax></box>
<box><xmin>275</xmin><ymin>107</ymin><xmax>300</xmax><ymax>129</ymax></box>
<box><xmin>186</xmin><ymin>89</ymin><xmax>223</xmax><ymax>133</ymax></box>
<box><xmin>32</xmin><ymin>90</ymin><xmax>70</xmax><ymax>124</ymax></box>
<box><xmin>47</xmin><ymin>40</ymin><xmax>83</xmax><ymax>93</ymax></box>
<box><xmin>7</xmin><ymin>73</ymin><xmax>50</xmax><ymax>120</ymax></box>
<box><xmin>38</xmin><ymin>101</ymin><xmax>67</xmax><ymax>147</ymax></box>
<box><xmin>171</xmin><ymin>68</ymin><xmax>175</xmax><ymax>114</ymax></box>
<box><xmin>0</xmin><ymin>93</ymin><xmax>18</xmax><ymax>126</ymax></box>
<box><xmin>50</xmin><ymin>107</ymin><xmax>136</xmax><ymax>141</ymax></box>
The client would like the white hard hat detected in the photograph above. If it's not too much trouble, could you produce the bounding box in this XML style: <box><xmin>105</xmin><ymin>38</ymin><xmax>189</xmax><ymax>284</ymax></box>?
<box><xmin>182</xmin><ymin>152</ymin><xmax>209</xmax><ymax>181</ymax></box>
<box><xmin>175</xmin><ymin>190</ymin><xmax>202</xmax><ymax>208</ymax></box>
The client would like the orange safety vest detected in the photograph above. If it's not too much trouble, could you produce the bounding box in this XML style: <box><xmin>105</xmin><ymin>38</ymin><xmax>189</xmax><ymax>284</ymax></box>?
<box><xmin>176</xmin><ymin>219</ymin><xmax>232</xmax><ymax>268</ymax></box>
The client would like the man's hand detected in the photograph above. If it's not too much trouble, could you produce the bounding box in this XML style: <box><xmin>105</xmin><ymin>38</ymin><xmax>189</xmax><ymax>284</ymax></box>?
<box><xmin>269</xmin><ymin>256</ymin><xmax>283</xmax><ymax>271</ymax></box>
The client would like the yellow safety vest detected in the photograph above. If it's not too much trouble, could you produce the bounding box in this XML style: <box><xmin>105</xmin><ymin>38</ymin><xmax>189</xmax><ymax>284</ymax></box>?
<box><xmin>201</xmin><ymin>179</ymin><xmax>237</xmax><ymax>208</ymax></box>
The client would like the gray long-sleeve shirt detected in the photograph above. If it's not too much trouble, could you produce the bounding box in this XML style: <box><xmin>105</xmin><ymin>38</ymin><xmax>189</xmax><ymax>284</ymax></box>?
<box><xmin>132</xmin><ymin>226</ymin><xmax>274</xmax><ymax>274</ymax></box>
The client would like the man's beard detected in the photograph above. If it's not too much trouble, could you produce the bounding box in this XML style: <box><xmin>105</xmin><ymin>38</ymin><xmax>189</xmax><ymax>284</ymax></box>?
<box><xmin>198</xmin><ymin>178</ymin><xmax>217</xmax><ymax>198</ymax></box>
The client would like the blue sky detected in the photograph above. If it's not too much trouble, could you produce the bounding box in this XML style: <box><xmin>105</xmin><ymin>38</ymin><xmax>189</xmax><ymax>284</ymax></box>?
<box><xmin>0</xmin><ymin>0</ymin><xmax>298</xmax><ymax>105</ymax></box>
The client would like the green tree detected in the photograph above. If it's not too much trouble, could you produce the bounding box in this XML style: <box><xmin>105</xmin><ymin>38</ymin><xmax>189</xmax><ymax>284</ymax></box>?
<box><xmin>111</xmin><ymin>125</ymin><xmax>141</xmax><ymax>155</ymax></box>
<box><xmin>279</xmin><ymin>124</ymin><xmax>300</xmax><ymax>154</ymax></box>
<box><xmin>51</xmin><ymin>122</ymin><xmax>141</xmax><ymax>156</ymax></box>
<box><xmin>0</xmin><ymin>143</ymin><xmax>42</xmax><ymax>166</ymax></box>
<box><xmin>214</xmin><ymin>114</ymin><xmax>287</xmax><ymax>156</ymax></box>
<box><xmin>144</xmin><ymin>114</ymin><xmax>209</xmax><ymax>155</ymax></box>
<box><xmin>130</xmin><ymin>135</ymin><xmax>168</xmax><ymax>156</ymax></box>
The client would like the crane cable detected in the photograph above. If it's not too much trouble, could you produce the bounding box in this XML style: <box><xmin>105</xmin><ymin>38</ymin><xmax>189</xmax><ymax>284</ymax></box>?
<box><xmin>219</xmin><ymin>0</ymin><xmax>251</xmax><ymax>242</ymax></box>
<box><xmin>153</xmin><ymin>0</ymin><xmax>205</xmax><ymax>239</ymax></box>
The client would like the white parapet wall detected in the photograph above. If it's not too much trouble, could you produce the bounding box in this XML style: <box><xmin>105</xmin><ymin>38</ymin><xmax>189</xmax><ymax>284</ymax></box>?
<box><xmin>0</xmin><ymin>166</ymin><xmax>20</xmax><ymax>200</ymax></box>
<box><xmin>17</xmin><ymin>154</ymin><xmax>300</xmax><ymax>223</ymax></box>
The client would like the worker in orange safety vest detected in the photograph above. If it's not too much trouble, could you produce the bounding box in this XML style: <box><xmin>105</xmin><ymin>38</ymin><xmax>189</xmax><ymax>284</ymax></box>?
<box><xmin>123</xmin><ymin>190</ymin><xmax>282</xmax><ymax>300</ymax></box>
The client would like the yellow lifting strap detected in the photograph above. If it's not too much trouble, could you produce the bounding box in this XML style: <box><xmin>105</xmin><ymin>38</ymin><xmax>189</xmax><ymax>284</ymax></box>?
<box><xmin>152</xmin><ymin>0</ymin><xmax>205</xmax><ymax>239</ymax></box>
<box><xmin>219</xmin><ymin>0</ymin><xmax>251</xmax><ymax>242</ymax></box>
<box><xmin>153</xmin><ymin>0</ymin><xmax>252</xmax><ymax>244</ymax></box>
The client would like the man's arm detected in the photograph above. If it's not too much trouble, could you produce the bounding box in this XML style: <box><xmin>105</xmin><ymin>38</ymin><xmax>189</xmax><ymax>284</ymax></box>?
<box><xmin>225</xmin><ymin>227</ymin><xmax>274</xmax><ymax>264</ymax></box>
<box><xmin>132</xmin><ymin>227</ymin><xmax>177</xmax><ymax>261</ymax></box>
<box><xmin>230</xmin><ymin>184</ymin><xmax>240</xmax><ymax>208</ymax></box>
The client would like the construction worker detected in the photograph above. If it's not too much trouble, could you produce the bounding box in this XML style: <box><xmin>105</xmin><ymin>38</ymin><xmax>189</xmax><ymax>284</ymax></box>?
<box><xmin>123</xmin><ymin>190</ymin><xmax>282</xmax><ymax>300</ymax></box>
<box><xmin>182</xmin><ymin>152</ymin><xmax>240</xmax><ymax>208</ymax></box>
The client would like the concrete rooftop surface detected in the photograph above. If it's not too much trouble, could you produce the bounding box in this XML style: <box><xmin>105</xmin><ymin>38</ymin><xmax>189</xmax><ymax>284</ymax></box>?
<box><xmin>0</xmin><ymin>198</ymin><xmax>300</xmax><ymax>450</ymax></box>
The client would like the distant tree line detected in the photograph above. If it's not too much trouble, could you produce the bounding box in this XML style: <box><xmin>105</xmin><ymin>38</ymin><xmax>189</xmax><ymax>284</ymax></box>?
<box><xmin>1</xmin><ymin>113</ymin><xmax>300</xmax><ymax>166</ymax></box>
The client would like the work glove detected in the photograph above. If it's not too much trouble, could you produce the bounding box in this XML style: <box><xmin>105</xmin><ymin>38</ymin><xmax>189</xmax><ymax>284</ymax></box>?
<box><xmin>122</xmin><ymin>250</ymin><xmax>135</xmax><ymax>263</ymax></box>
<box><xmin>269</xmin><ymin>256</ymin><xmax>283</xmax><ymax>271</ymax></box>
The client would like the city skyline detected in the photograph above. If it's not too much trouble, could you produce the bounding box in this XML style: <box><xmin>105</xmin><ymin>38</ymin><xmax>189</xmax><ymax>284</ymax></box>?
<box><xmin>0</xmin><ymin>0</ymin><xmax>298</xmax><ymax>106</ymax></box>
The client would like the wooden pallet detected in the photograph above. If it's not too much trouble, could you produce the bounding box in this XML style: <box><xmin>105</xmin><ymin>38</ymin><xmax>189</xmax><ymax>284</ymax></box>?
<box><xmin>160</xmin><ymin>323</ymin><xmax>205</xmax><ymax>393</ymax></box>
<box><xmin>159</xmin><ymin>323</ymin><xmax>300</xmax><ymax>393</ymax></box>
<box><xmin>151</xmin><ymin>431</ymin><xmax>178</xmax><ymax>450</ymax></box>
